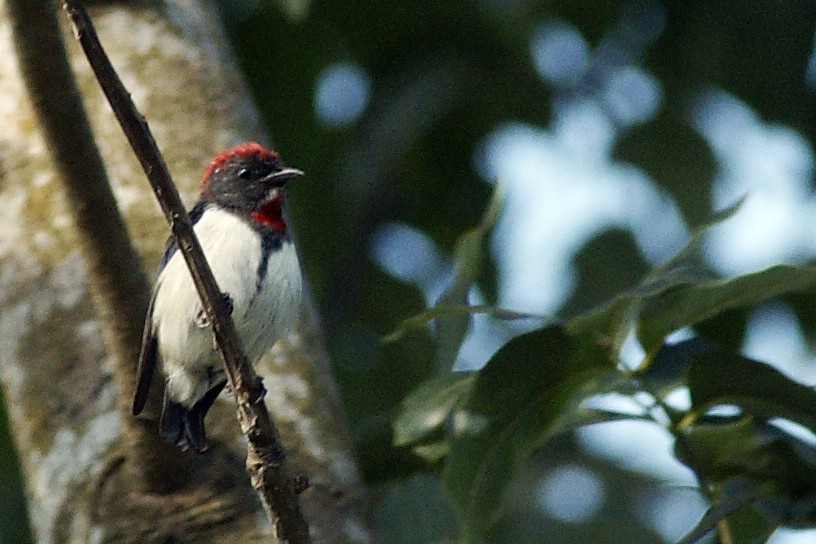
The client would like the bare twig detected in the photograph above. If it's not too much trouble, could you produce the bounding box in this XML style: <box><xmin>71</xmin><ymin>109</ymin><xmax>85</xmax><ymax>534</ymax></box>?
<box><xmin>61</xmin><ymin>1</ymin><xmax>311</xmax><ymax>541</ymax></box>
<box><xmin>717</xmin><ymin>519</ymin><xmax>733</xmax><ymax>544</ymax></box>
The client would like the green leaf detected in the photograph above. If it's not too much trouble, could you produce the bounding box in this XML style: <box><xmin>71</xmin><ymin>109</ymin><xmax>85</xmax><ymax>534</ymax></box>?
<box><xmin>636</xmin><ymin>337</ymin><xmax>715</xmax><ymax>399</ymax></box>
<box><xmin>676</xmin><ymin>412</ymin><xmax>816</xmax><ymax>532</ymax></box>
<box><xmin>686</xmin><ymin>347</ymin><xmax>816</xmax><ymax>433</ymax></box>
<box><xmin>723</xmin><ymin>502</ymin><xmax>776</xmax><ymax>544</ymax></box>
<box><xmin>567</xmin><ymin>266</ymin><xmax>707</xmax><ymax>354</ymax></box>
<box><xmin>393</xmin><ymin>372</ymin><xmax>475</xmax><ymax>451</ymax></box>
<box><xmin>442</xmin><ymin>326</ymin><xmax>612</xmax><ymax>542</ymax></box>
<box><xmin>546</xmin><ymin>371</ymin><xmax>647</xmax><ymax>436</ymax></box>
<box><xmin>678</xmin><ymin>478</ymin><xmax>775</xmax><ymax>544</ymax></box>
<box><xmin>649</xmin><ymin>195</ymin><xmax>747</xmax><ymax>277</ymax></box>
<box><xmin>382</xmin><ymin>304</ymin><xmax>551</xmax><ymax>344</ymax></box>
<box><xmin>411</xmin><ymin>443</ymin><xmax>450</xmax><ymax>463</ymax></box>
<box><xmin>675</xmin><ymin>416</ymin><xmax>770</xmax><ymax>483</ymax></box>
<box><xmin>433</xmin><ymin>184</ymin><xmax>504</xmax><ymax>372</ymax></box>
<box><xmin>394</xmin><ymin>369</ymin><xmax>636</xmax><ymax>465</ymax></box>
<box><xmin>549</xmin><ymin>404</ymin><xmax>649</xmax><ymax>438</ymax></box>
<box><xmin>375</xmin><ymin>473</ymin><xmax>461</xmax><ymax>544</ymax></box>
<box><xmin>566</xmin><ymin>198</ymin><xmax>745</xmax><ymax>356</ymax></box>
<box><xmin>638</xmin><ymin>265</ymin><xmax>816</xmax><ymax>354</ymax></box>
<box><xmin>679</xmin><ymin>347</ymin><xmax>816</xmax><ymax>524</ymax></box>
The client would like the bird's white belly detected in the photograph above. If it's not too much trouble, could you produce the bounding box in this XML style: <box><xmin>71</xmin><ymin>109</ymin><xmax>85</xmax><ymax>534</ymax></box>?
<box><xmin>151</xmin><ymin>207</ymin><xmax>302</xmax><ymax>404</ymax></box>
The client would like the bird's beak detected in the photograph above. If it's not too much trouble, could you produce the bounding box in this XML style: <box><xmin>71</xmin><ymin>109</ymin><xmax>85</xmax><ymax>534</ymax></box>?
<box><xmin>264</xmin><ymin>167</ymin><xmax>304</xmax><ymax>186</ymax></box>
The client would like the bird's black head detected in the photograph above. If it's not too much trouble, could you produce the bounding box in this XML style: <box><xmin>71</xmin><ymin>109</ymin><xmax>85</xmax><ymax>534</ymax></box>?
<box><xmin>200</xmin><ymin>142</ymin><xmax>302</xmax><ymax>216</ymax></box>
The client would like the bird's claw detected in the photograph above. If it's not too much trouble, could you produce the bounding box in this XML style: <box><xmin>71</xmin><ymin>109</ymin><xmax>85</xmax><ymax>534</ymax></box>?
<box><xmin>195</xmin><ymin>309</ymin><xmax>209</xmax><ymax>329</ymax></box>
<box><xmin>221</xmin><ymin>292</ymin><xmax>234</xmax><ymax>316</ymax></box>
<box><xmin>250</xmin><ymin>376</ymin><xmax>266</xmax><ymax>404</ymax></box>
<box><xmin>195</xmin><ymin>293</ymin><xmax>234</xmax><ymax>329</ymax></box>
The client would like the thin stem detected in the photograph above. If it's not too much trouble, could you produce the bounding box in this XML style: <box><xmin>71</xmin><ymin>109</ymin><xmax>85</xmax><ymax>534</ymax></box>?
<box><xmin>717</xmin><ymin>518</ymin><xmax>733</xmax><ymax>544</ymax></box>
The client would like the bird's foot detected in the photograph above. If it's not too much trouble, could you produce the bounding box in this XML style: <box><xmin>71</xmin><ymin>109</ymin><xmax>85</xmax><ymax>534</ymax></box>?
<box><xmin>194</xmin><ymin>293</ymin><xmax>234</xmax><ymax>329</ymax></box>
<box><xmin>248</xmin><ymin>376</ymin><xmax>267</xmax><ymax>404</ymax></box>
<box><xmin>221</xmin><ymin>292</ymin><xmax>234</xmax><ymax>316</ymax></box>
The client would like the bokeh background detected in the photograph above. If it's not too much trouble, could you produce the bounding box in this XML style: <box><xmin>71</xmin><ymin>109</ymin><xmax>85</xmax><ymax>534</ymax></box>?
<box><xmin>4</xmin><ymin>0</ymin><xmax>816</xmax><ymax>542</ymax></box>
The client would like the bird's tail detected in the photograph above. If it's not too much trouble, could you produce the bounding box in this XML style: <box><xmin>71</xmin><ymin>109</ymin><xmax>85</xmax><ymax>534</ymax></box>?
<box><xmin>160</xmin><ymin>380</ymin><xmax>227</xmax><ymax>453</ymax></box>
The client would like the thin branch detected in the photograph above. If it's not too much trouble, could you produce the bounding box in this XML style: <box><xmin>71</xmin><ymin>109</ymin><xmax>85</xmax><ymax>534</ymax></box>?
<box><xmin>61</xmin><ymin>1</ymin><xmax>311</xmax><ymax>541</ymax></box>
<box><xmin>716</xmin><ymin>519</ymin><xmax>733</xmax><ymax>544</ymax></box>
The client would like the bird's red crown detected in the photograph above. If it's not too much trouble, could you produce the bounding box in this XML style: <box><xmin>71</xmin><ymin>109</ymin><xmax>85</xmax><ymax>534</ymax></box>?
<box><xmin>201</xmin><ymin>142</ymin><xmax>280</xmax><ymax>187</ymax></box>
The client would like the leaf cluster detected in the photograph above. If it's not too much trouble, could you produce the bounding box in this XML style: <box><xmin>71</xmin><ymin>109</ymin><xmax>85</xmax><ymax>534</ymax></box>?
<box><xmin>384</xmin><ymin>191</ymin><xmax>816</xmax><ymax>543</ymax></box>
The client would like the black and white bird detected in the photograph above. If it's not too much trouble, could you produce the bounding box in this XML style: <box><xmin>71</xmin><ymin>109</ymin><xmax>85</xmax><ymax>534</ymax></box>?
<box><xmin>132</xmin><ymin>142</ymin><xmax>303</xmax><ymax>453</ymax></box>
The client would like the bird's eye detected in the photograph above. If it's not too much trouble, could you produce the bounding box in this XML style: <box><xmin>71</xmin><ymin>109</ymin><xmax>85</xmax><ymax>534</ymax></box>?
<box><xmin>238</xmin><ymin>167</ymin><xmax>251</xmax><ymax>179</ymax></box>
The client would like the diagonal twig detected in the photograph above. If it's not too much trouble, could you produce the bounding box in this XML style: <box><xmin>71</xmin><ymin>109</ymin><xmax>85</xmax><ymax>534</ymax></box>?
<box><xmin>61</xmin><ymin>1</ymin><xmax>311</xmax><ymax>541</ymax></box>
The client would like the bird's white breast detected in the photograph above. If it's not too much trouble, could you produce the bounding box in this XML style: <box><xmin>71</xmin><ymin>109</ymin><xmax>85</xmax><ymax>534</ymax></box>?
<box><xmin>151</xmin><ymin>206</ymin><xmax>302</xmax><ymax>404</ymax></box>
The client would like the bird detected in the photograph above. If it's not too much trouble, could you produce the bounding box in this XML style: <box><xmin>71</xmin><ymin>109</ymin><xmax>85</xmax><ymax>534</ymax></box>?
<box><xmin>132</xmin><ymin>142</ymin><xmax>304</xmax><ymax>453</ymax></box>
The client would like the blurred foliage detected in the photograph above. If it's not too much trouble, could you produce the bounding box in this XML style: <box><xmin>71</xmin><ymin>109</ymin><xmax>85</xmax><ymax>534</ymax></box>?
<box><xmin>385</xmin><ymin>206</ymin><xmax>816</xmax><ymax>541</ymax></box>
<box><xmin>193</xmin><ymin>0</ymin><xmax>816</xmax><ymax>542</ymax></box>
<box><xmin>442</xmin><ymin>326</ymin><xmax>613</xmax><ymax>542</ymax></box>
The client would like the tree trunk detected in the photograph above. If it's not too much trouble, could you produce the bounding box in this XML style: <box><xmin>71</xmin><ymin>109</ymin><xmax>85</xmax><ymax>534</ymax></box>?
<box><xmin>0</xmin><ymin>1</ymin><xmax>372</xmax><ymax>542</ymax></box>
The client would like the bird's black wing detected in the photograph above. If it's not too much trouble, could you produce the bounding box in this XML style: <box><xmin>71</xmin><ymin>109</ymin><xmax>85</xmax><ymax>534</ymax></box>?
<box><xmin>132</xmin><ymin>287</ymin><xmax>158</xmax><ymax>416</ymax></box>
<box><xmin>132</xmin><ymin>202</ymin><xmax>208</xmax><ymax>416</ymax></box>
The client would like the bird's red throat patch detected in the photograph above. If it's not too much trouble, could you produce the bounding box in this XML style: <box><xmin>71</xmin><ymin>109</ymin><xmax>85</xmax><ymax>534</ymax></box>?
<box><xmin>251</xmin><ymin>196</ymin><xmax>286</xmax><ymax>233</ymax></box>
